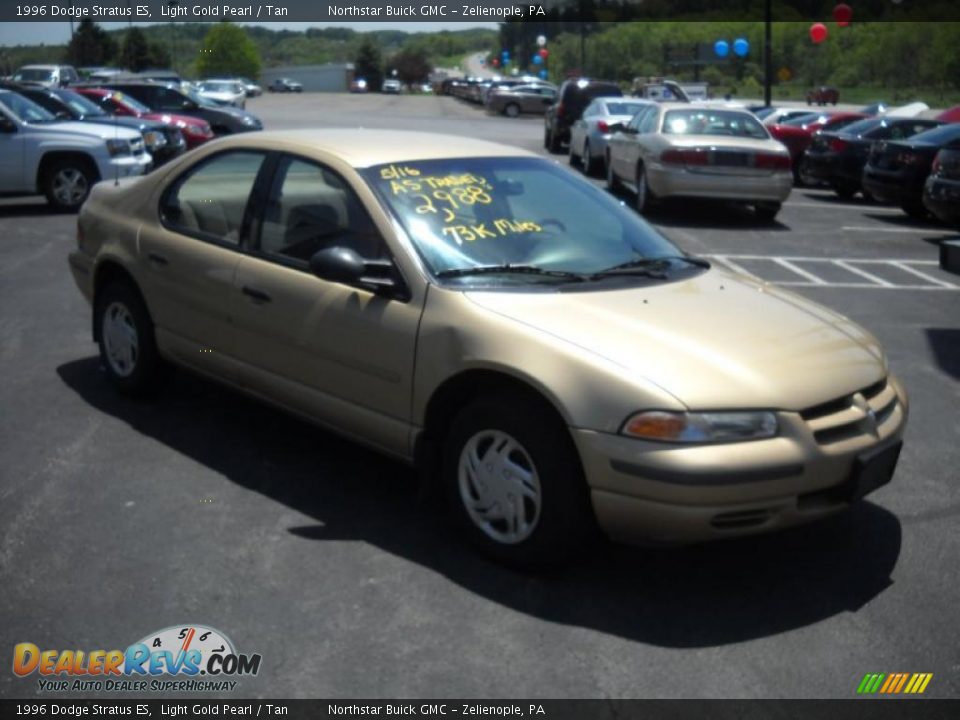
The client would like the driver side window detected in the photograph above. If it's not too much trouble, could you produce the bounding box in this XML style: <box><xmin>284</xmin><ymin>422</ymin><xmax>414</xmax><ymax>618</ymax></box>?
<box><xmin>256</xmin><ymin>155</ymin><xmax>384</xmax><ymax>266</ymax></box>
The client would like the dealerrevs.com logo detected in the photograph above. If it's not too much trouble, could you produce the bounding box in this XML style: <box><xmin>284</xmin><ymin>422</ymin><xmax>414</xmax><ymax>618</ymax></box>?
<box><xmin>13</xmin><ymin>625</ymin><xmax>262</xmax><ymax>693</ymax></box>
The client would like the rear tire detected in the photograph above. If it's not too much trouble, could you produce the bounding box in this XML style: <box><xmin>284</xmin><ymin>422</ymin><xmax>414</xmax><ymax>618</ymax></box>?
<box><xmin>606</xmin><ymin>152</ymin><xmax>621</xmax><ymax>192</ymax></box>
<box><xmin>95</xmin><ymin>281</ymin><xmax>164</xmax><ymax>396</ymax></box>
<box><xmin>568</xmin><ymin>136</ymin><xmax>580</xmax><ymax>166</ymax></box>
<box><xmin>442</xmin><ymin>395</ymin><xmax>594</xmax><ymax>569</ymax></box>
<box><xmin>547</xmin><ymin>126</ymin><xmax>562</xmax><ymax>154</ymax></box>
<box><xmin>504</xmin><ymin>103</ymin><xmax>520</xmax><ymax>118</ymax></box>
<box><xmin>582</xmin><ymin>141</ymin><xmax>598</xmax><ymax>176</ymax></box>
<box><xmin>755</xmin><ymin>202</ymin><xmax>782</xmax><ymax>222</ymax></box>
<box><xmin>635</xmin><ymin>164</ymin><xmax>659</xmax><ymax>214</ymax></box>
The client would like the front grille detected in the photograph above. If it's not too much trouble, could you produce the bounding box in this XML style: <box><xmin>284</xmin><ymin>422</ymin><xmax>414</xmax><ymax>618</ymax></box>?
<box><xmin>130</xmin><ymin>138</ymin><xmax>145</xmax><ymax>156</ymax></box>
<box><xmin>163</xmin><ymin>127</ymin><xmax>185</xmax><ymax>146</ymax></box>
<box><xmin>800</xmin><ymin>378</ymin><xmax>897</xmax><ymax>446</ymax></box>
<box><xmin>711</xmin><ymin>509</ymin><xmax>774</xmax><ymax>529</ymax></box>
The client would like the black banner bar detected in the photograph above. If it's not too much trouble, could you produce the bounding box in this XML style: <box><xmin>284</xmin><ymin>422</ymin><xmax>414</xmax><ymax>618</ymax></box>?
<box><xmin>2</xmin><ymin>700</ymin><xmax>960</xmax><ymax>720</ymax></box>
<box><xmin>2</xmin><ymin>0</ymin><xmax>960</xmax><ymax>23</ymax></box>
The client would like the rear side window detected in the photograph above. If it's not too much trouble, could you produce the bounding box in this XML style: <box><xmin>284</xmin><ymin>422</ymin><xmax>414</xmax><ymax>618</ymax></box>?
<box><xmin>161</xmin><ymin>151</ymin><xmax>265</xmax><ymax>246</ymax></box>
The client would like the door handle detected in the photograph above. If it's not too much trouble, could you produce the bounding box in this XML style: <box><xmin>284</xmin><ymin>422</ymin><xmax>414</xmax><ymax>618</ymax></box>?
<box><xmin>241</xmin><ymin>286</ymin><xmax>272</xmax><ymax>304</ymax></box>
<box><xmin>147</xmin><ymin>252</ymin><xmax>169</xmax><ymax>266</ymax></box>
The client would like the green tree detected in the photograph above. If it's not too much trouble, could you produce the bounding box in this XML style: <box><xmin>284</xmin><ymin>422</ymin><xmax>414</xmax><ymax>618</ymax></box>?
<box><xmin>354</xmin><ymin>36</ymin><xmax>384</xmax><ymax>91</ymax></box>
<box><xmin>120</xmin><ymin>27</ymin><xmax>151</xmax><ymax>72</ymax></box>
<box><xmin>195</xmin><ymin>23</ymin><xmax>261</xmax><ymax>79</ymax></box>
<box><xmin>389</xmin><ymin>49</ymin><xmax>432</xmax><ymax>86</ymax></box>
<box><xmin>65</xmin><ymin>20</ymin><xmax>117</xmax><ymax>67</ymax></box>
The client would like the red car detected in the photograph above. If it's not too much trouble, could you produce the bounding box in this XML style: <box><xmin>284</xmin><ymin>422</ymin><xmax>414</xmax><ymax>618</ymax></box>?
<box><xmin>75</xmin><ymin>87</ymin><xmax>214</xmax><ymax>149</ymax></box>
<box><xmin>936</xmin><ymin>105</ymin><xmax>960</xmax><ymax>123</ymax></box>
<box><xmin>768</xmin><ymin>111</ymin><xmax>867</xmax><ymax>181</ymax></box>
<box><xmin>807</xmin><ymin>86</ymin><xmax>839</xmax><ymax>106</ymax></box>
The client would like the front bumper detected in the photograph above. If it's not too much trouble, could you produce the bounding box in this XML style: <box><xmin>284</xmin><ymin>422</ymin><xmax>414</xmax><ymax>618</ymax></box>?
<box><xmin>647</xmin><ymin>164</ymin><xmax>793</xmax><ymax>203</ymax></box>
<box><xmin>97</xmin><ymin>153</ymin><xmax>151</xmax><ymax>180</ymax></box>
<box><xmin>573</xmin><ymin>375</ymin><xmax>908</xmax><ymax>544</ymax></box>
<box><xmin>862</xmin><ymin>167</ymin><xmax>924</xmax><ymax>206</ymax></box>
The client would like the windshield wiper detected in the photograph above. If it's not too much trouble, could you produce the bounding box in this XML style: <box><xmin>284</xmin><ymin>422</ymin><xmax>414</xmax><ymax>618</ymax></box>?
<box><xmin>593</xmin><ymin>255</ymin><xmax>711</xmax><ymax>278</ymax></box>
<box><xmin>435</xmin><ymin>264</ymin><xmax>589</xmax><ymax>282</ymax></box>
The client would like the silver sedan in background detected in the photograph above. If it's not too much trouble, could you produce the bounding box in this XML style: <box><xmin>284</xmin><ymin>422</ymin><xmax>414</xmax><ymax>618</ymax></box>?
<box><xmin>487</xmin><ymin>84</ymin><xmax>558</xmax><ymax>117</ymax></box>
<box><xmin>569</xmin><ymin>98</ymin><xmax>654</xmax><ymax>176</ymax></box>
<box><xmin>606</xmin><ymin>103</ymin><xmax>793</xmax><ymax>220</ymax></box>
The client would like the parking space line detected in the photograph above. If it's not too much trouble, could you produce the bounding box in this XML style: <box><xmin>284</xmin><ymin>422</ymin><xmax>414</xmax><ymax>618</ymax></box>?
<box><xmin>841</xmin><ymin>225</ymin><xmax>949</xmax><ymax>235</ymax></box>
<box><xmin>705</xmin><ymin>255</ymin><xmax>959</xmax><ymax>291</ymax></box>
<box><xmin>833</xmin><ymin>260</ymin><xmax>894</xmax><ymax>287</ymax></box>
<box><xmin>787</xmin><ymin>201</ymin><xmax>903</xmax><ymax>213</ymax></box>
<box><xmin>773</xmin><ymin>258</ymin><xmax>827</xmax><ymax>285</ymax></box>
<box><xmin>710</xmin><ymin>255</ymin><xmax>761</xmax><ymax>279</ymax></box>
<box><xmin>890</xmin><ymin>261</ymin><xmax>960</xmax><ymax>288</ymax></box>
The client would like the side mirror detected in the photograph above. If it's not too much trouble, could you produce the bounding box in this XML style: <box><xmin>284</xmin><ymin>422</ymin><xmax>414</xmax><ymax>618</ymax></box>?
<box><xmin>182</xmin><ymin>100</ymin><xmax>198</xmax><ymax>111</ymax></box>
<box><xmin>55</xmin><ymin>110</ymin><xmax>71</xmax><ymax>120</ymax></box>
<box><xmin>607</xmin><ymin>122</ymin><xmax>625</xmax><ymax>134</ymax></box>
<box><xmin>309</xmin><ymin>246</ymin><xmax>406</xmax><ymax>299</ymax></box>
<box><xmin>0</xmin><ymin>114</ymin><xmax>17</xmax><ymax>133</ymax></box>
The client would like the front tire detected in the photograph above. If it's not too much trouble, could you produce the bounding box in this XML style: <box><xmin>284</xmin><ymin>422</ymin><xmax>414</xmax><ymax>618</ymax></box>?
<box><xmin>606</xmin><ymin>152</ymin><xmax>621</xmax><ymax>192</ymax></box>
<box><xmin>95</xmin><ymin>281</ymin><xmax>164</xmax><ymax>396</ymax></box>
<box><xmin>44</xmin><ymin>158</ymin><xmax>95</xmax><ymax>212</ymax></box>
<box><xmin>504</xmin><ymin>103</ymin><xmax>520</xmax><ymax>118</ymax></box>
<box><xmin>442</xmin><ymin>396</ymin><xmax>594</xmax><ymax>568</ymax></box>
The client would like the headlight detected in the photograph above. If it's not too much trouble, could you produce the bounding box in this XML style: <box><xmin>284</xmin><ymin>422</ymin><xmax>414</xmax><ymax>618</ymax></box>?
<box><xmin>142</xmin><ymin>131</ymin><xmax>166</xmax><ymax>149</ymax></box>
<box><xmin>105</xmin><ymin>139</ymin><xmax>131</xmax><ymax>157</ymax></box>
<box><xmin>240</xmin><ymin>115</ymin><xmax>258</xmax><ymax>127</ymax></box>
<box><xmin>621</xmin><ymin>410</ymin><xmax>778</xmax><ymax>443</ymax></box>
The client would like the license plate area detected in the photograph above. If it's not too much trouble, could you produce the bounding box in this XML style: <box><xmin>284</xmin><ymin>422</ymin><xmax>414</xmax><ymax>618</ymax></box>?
<box><xmin>849</xmin><ymin>441</ymin><xmax>902</xmax><ymax>501</ymax></box>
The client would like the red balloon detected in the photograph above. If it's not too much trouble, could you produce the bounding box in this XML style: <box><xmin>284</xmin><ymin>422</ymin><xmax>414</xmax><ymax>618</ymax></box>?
<box><xmin>810</xmin><ymin>22</ymin><xmax>828</xmax><ymax>44</ymax></box>
<box><xmin>833</xmin><ymin>3</ymin><xmax>853</xmax><ymax>26</ymax></box>
<box><xmin>538</xmin><ymin>48</ymin><xmax>549</xmax><ymax>59</ymax></box>
<box><xmin>491</xmin><ymin>57</ymin><xmax>500</xmax><ymax>67</ymax></box>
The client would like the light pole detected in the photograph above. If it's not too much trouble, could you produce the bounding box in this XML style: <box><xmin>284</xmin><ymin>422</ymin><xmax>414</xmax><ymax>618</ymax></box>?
<box><xmin>763</xmin><ymin>0</ymin><xmax>772</xmax><ymax>106</ymax></box>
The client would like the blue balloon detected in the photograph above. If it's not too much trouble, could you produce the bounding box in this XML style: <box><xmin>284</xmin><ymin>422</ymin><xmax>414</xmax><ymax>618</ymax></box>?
<box><xmin>714</xmin><ymin>40</ymin><xmax>729</xmax><ymax>58</ymax></box>
<box><xmin>539</xmin><ymin>69</ymin><xmax>548</xmax><ymax>79</ymax></box>
<box><xmin>733</xmin><ymin>38</ymin><xmax>750</xmax><ymax>57</ymax></box>
<box><xmin>501</xmin><ymin>50</ymin><xmax>510</xmax><ymax>59</ymax></box>
<box><xmin>533</xmin><ymin>55</ymin><xmax>543</xmax><ymax>65</ymax></box>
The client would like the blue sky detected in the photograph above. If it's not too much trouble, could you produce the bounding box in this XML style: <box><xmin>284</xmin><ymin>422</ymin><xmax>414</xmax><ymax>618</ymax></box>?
<box><xmin>0</xmin><ymin>21</ymin><xmax>498</xmax><ymax>47</ymax></box>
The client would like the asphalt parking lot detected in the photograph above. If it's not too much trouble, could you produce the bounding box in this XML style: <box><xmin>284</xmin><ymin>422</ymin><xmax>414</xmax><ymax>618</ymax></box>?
<box><xmin>1</xmin><ymin>93</ymin><xmax>958</xmax><ymax>700</ymax></box>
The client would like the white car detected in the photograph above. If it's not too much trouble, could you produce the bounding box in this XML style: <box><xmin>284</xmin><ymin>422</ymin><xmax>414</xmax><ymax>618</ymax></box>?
<box><xmin>762</xmin><ymin>108</ymin><xmax>817</xmax><ymax>126</ymax></box>
<box><xmin>570</xmin><ymin>97</ymin><xmax>655</xmax><ymax>175</ymax></box>
<box><xmin>196</xmin><ymin>80</ymin><xmax>247</xmax><ymax>109</ymax></box>
<box><xmin>12</xmin><ymin>64</ymin><xmax>79</xmax><ymax>89</ymax></box>
<box><xmin>885</xmin><ymin>102</ymin><xmax>930</xmax><ymax>118</ymax></box>
<box><xmin>0</xmin><ymin>89</ymin><xmax>150</xmax><ymax>211</ymax></box>
<box><xmin>382</xmin><ymin>79</ymin><xmax>402</xmax><ymax>94</ymax></box>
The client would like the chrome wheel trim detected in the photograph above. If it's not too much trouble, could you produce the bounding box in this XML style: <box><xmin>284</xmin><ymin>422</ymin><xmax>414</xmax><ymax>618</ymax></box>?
<box><xmin>102</xmin><ymin>301</ymin><xmax>139</xmax><ymax>378</ymax></box>
<box><xmin>52</xmin><ymin>168</ymin><xmax>89</xmax><ymax>207</ymax></box>
<box><xmin>505</xmin><ymin>103</ymin><xmax>520</xmax><ymax>118</ymax></box>
<box><xmin>458</xmin><ymin>429</ymin><xmax>542</xmax><ymax>545</ymax></box>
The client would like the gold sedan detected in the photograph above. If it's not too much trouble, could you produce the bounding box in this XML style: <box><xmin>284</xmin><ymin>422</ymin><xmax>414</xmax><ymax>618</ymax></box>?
<box><xmin>68</xmin><ymin>130</ymin><xmax>908</xmax><ymax>567</ymax></box>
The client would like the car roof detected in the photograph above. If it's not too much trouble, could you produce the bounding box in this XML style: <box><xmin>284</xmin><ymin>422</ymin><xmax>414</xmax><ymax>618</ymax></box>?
<box><xmin>216</xmin><ymin>129</ymin><xmax>538</xmax><ymax>168</ymax></box>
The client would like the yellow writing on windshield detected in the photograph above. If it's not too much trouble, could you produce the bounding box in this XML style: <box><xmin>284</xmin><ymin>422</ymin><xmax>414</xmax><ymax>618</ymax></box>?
<box><xmin>442</xmin><ymin>219</ymin><xmax>542</xmax><ymax>245</ymax></box>
<box><xmin>380</xmin><ymin>164</ymin><xmax>421</xmax><ymax>180</ymax></box>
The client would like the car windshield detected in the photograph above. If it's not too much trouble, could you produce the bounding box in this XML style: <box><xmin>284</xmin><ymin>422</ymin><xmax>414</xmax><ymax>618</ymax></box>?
<box><xmin>14</xmin><ymin>68</ymin><xmax>54</xmax><ymax>82</ymax></box>
<box><xmin>662</xmin><ymin>109</ymin><xmax>769</xmax><ymax>138</ymax></box>
<box><xmin>752</xmin><ymin>107</ymin><xmax>775</xmax><ymax>120</ymax></box>
<box><xmin>906</xmin><ymin>124</ymin><xmax>960</xmax><ymax>145</ymax></box>
<box><xmin>201</xmin><ymin>82</ymin><xmax>239</xmax><ymax>93</ymax></box>
<box><xmin>604</xmin><ymin>101</ymin><xmax>648</xmax><ymax>116</ymax></box>
<box><xmin>54</xmin><ymin>90</ymin><xmax>108</xmax><ymax>117</ymax></box>
<box><xmin>109</xmin><ymin>91</ymin><xmax>151</xmax><ymax>114</ymax></box>
<box><xmin>183</xmin><ymin>88</ymin><xmax>219</xmax><ymax>108</ymax></box>
<box><xmin>841</xmin><ymin>118</ymin><xmax>884</xmax><ymax>136</ymax></box>
<box><xmin>0</xmin><ymin>92</ymin><xmax>56</xmax><ymax>123</ymax></box>
<box><xmin>782</xmin><ymin>112</ymin><xmax>823</xmax><ymax>126</ymax></box>
<box><xmin>363</xmin><ymin>157</ymin><xmax>685</xmax><ymax>285</ymax></box>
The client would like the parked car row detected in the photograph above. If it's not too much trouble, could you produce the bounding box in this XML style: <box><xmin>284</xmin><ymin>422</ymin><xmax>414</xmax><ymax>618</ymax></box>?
<box><xmin>0</xmin><ymin>73</ymin><xmax>264</xmax><ymax>211</ymax></box>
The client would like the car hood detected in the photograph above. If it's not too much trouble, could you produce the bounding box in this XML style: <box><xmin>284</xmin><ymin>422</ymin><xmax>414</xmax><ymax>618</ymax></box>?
<box><xmin>464</xmin><ymin>270</ymin><xmax>886</xmax><ymax>410</ymax></box>
<box><xmin>144</xmin><ymin>112</ymin><xmax>205</xmax><ymax>128</ymax></box>
<box><xmin>26</xmin><ymin>120</ymin><xmax>141</xmax><ymax>141</ymax></box>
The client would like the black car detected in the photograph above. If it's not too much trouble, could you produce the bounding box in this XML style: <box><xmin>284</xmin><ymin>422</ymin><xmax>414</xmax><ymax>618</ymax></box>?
<box><xmin>802</xmin><ymin>117</ymin><xmax>942</xmax><ymax>199</ymax></box>
<box><xmin>6</xmin><ymin>84</ymin><xmax>186</xmax><ymax>166</ymax></box>
<box><xmin>923</xmin><ymin>140</ymin><xmax>960</xmax><ymax>226</ymax></box>
<box><xmin>862</xmin><ymin>123</ymin><xmax>960</xmax><ymax>217</ymax></box>
<box><xmin>99</xmin><ymin>82</ymin><xmax>262</xmax><ymax>136</ymax></box>
<box><xmin>544</xmin><ymin>78</ymin><xmax>622</xmax><ymax>153</ymax></box>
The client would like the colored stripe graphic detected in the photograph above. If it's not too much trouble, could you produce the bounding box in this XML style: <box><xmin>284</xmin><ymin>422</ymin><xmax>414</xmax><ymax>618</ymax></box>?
<box><xmin>857</xmin><ymin>673</ymin><xmax>933</xmax><ymax>694</ymax></box>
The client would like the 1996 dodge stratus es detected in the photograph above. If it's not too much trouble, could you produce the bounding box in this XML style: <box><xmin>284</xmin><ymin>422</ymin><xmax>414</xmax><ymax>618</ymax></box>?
<box><xmin>68</xmin><ymin>130</ymin><xmax>908</xmax><ymax>566</ymax></box>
